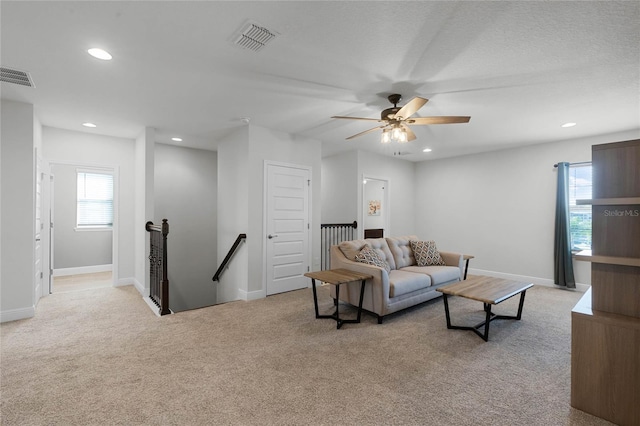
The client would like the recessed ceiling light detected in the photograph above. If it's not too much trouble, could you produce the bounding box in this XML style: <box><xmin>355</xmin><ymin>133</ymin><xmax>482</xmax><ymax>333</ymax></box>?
<box><xmin>422</xmin><ymin>148</ymin><xmax>432</xmax><ymax>153</ymax></box>
<box><xmin>88</xmin><ymin>48</ymin><xmax>112</xmax><ymax>60</ymax></box>
<box><xmin>561</xmin><ymin>122</ymin><xmax>577</xmax><ymax>128</ymax></box>
<box><xmin>82</xmin><ymin>122</ymin><xmax>97</xmax><ymax>128</ymax></box>
<box><xmin>171</xmin><ymin>137</ymin><xmax>183</xmax><ymax>142</ymax></box>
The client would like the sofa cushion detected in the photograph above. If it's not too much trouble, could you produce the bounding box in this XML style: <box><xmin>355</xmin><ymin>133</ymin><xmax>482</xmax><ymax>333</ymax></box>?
<box><xmin>338</xmin><ymin>239</ymin><xmax>367</xmax><ymax>261</ymax></box>
<box><xmin>401</xmin><ymin>265</ymin><xmax>461</xmax><ymax>285</ymax></box>
<box><xmin>354</xmin><ymin>246</ymin><xmax>391</xmax><ymax>273</ymax></box>
<box><xmin>386</xmin><ymin>235</ymin><xmax>418</xmax><ymax>269</ymax></box>
<box><xmin>410</xmin><ymin>240</ymin><xmax>445</xmax><ymax>266</ymax></box>
<box><xmin>388</xmin><ymin>269</ymin><xmax>431</xmax><ymax>298</ymax></box>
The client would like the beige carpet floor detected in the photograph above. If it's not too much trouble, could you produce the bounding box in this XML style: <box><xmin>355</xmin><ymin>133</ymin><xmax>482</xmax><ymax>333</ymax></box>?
<box><xmin>53</xmin><ymin>271</ymin><xmax>113</xmax><ymax>293</ymax></box>
<box><xmin>1</xmin><ymin>283</ymin><xmax>613</xmax><ymax>425</ymax></box>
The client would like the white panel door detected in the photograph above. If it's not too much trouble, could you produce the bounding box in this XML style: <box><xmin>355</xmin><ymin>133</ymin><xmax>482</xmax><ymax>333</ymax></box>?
<box><xmin>266</xmin><ymin>164</ymin><xmax>310</xmax><ymax>295</ymax></box>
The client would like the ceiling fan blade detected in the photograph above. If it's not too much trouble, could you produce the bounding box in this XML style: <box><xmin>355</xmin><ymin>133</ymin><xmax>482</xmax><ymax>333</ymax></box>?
<box><xmin>408</xmin><ymin>116</ymin><xmax>471</xmax><ymax>125</ymax></box>
<box><xmin>345</xmin><ymin>125</ymin><xmax>388</xmax><ymax>140</ymax></box>
<box><xmin>331</xmin><ymin>115</ymin><xmax>383</xmax><ymax>122</ymax></box>
<box><xmin>394</xmin><ymin>97</ymin><xmax>428</xmax><ymax>120</ymax></box>
<box><xmin>401</xmin><ymin>124</ymin><xmax>416</xmax><ymax>141</ymax></box>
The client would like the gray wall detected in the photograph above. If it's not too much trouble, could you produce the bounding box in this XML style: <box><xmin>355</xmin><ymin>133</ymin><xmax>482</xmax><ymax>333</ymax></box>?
<box><xmin>1</xmin><ymin>100</ymin><xmax>35</xmax><ymax>320</ymax></box>
<box><xmin>51</xmin><ymin>164</ymin><xmax>112</xmax><ymax>269</ymax></box>
<box><xmin>155</xmin><ymin>143</ymin><xmax>217</xmax><ymax>312</ymax></box>
<box><xmin>414</xmin><ymin>130</ymin><xmax>640</xmax><ymax>287</ymax></box>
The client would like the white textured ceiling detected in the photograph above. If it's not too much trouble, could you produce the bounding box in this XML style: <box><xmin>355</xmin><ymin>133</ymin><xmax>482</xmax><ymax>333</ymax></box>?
<box><xmin>1</xmin><ymin>1</ymin><xmax>639</xmax><ymax>161</ymax></box>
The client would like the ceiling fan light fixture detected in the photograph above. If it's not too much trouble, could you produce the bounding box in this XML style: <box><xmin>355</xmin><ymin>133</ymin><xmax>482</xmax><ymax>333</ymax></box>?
<box><xmin>381</xmin><ymin>129</ymin><xmax>391</xmax><ymax>144</ymax></box>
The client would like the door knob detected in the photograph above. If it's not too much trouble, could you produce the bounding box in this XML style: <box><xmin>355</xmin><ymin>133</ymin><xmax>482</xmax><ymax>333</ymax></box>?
<box><xmin>268</xmin><ymin>234</ymin><xmax>278</xmax><ymax>239</ymax></box>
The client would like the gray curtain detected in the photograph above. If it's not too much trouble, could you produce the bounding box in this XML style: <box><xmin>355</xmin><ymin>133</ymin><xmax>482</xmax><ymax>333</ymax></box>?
<box><xmin>554</xmin><ymin>162</ymin><xmax>576</xmax><ymax>288</ymax></box>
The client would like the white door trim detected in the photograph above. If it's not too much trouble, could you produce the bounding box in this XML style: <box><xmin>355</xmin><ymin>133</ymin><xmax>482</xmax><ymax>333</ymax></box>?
<box><xmin>361</xmin><ymin>174</ymin><xmax>390</xmax><ymax>239</ymax></box>
<box><xmin>49</xmin><ymin>161</ymin><xmax>119</xmax><ymax>288</ymax></box>
<box><xmin>262</xmin><ymin>160</ymin><xmax>312</xmax><ymax>296</ymax></box>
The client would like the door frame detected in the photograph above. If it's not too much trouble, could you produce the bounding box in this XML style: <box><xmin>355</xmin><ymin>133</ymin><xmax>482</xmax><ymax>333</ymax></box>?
<box><xmin>262</xmin><ymin>160</ymin><xmax>312</xmax><ymax>297</ymax></box>
<box><xmin>361</xmin><ymin>174</ymin><xmax>390</xmax><ymax>239</ymax></box>
<box><xmin>49</xmin><ymin>161</ymin><xmax>119</xmax><ymax>288</ymax></box>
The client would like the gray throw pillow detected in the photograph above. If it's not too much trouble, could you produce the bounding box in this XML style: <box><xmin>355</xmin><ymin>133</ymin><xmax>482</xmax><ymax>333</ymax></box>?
<box><xmin>354</xmin><ymin>245</ymin><xmax>391</xmax><ymax>273</ymax></box>
<box><xmin>410</xmin><ymin>240</ymin><xmax>445</xmax><ymax>266</ymax></box>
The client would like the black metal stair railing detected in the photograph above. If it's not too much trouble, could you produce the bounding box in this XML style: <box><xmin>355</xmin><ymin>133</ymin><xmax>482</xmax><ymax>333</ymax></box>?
<box><xmin>212</xmin><ymin>234</ymin><xmax>247</xmax><ymax>282</ymax></box>
<box><xmin>320</xmin><ymin>221</ymin><xmax>357</xmax><ymax>270</ymax></box>
<box><xmin>146</xmin><ymin>219</ymin><xmax>171</xmax><ymax>316</ymax></box>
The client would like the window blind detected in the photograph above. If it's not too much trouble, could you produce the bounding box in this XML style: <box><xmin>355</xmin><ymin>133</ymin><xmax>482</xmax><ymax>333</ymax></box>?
<box><xmin>77</xmin><ymin>172</ymin><xmax>113</xmax><ymax>227</ymax></box>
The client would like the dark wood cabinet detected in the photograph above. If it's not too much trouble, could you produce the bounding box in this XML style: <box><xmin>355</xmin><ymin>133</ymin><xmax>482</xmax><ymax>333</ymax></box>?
<box><xmin>571</xmin><ymin>139</ymin><xmax>640</xmax><ymax>426</ymax></box>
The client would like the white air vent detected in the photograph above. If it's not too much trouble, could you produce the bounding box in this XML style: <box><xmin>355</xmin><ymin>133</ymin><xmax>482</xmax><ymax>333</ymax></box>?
<box><xmin>0</xmin><ymin>67</ymin><xmax>35</xmax><ymax>88</ymax></box>
<box><xmin>233</xmin><ymin>22</ymin><xmax>277</xmax><ymax>52</ymax></box>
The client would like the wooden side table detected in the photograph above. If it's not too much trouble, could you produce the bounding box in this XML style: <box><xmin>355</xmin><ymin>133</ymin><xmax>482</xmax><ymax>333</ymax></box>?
<box><xmin>304</xmin><ymin>269</ymin><xmax>372</xmax><ymax>329</ymax></box>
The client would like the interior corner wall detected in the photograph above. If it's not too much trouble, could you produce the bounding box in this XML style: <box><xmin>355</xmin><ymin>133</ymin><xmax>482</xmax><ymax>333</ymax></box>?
<box><xmin>357</xmin><ymin>150</ymin><xmax>416</xmax><ymax>237</ymax></box>
<box><xmin>135</xmin><ymin>127</ymin><xmax>155</xmax><ymax>294</ymax></box>
<box><xmin>216</xmin><ymin>127</ymin><xmax>250</xmax><ymax>303</ymax></box>
<box><xmin>1</xmin><ymin>100</ymin><xmax>35</xmax><ymax>322</ymax></box>
<box><xmin>247</xmin><ymin>125</ymin><xmax>323</xmax><ymax>287</ymax></box>
<box><xmin>154</xmin><ymin>144</ymin><xmax>218</xmax><ymax>311</ymax></box>
<box><xmin>42</xmin><ymin>126</ymin><xmax>136</xmax><ymax>282</ymax></box>
<box><xmin>414</xmin><ymin>129</ymin><xmax>640</xmax><ymax>287</ymax></box>
<box><xmin>321</xmin><ymin>151</ymin><xmax>358</xmax><ymax>224</ymax></box>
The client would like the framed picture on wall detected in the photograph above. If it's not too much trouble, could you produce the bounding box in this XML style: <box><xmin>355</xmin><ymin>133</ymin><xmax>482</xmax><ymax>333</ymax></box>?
<box><xmin>368</xmin><ymin>200</ymin><xmax>381</xmax><ymax>216</ymax></box>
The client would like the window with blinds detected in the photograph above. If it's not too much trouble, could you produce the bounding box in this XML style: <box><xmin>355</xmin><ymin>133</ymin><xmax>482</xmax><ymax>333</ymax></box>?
<box><xmin>568</xmin><ymin>163</ymin><xmax>592</xmax><ymax>251</ymax></box>
<box><xmin>77</xmin><ymin>171</ymin><xmax>113</xmax><ymax>228</ymax></box>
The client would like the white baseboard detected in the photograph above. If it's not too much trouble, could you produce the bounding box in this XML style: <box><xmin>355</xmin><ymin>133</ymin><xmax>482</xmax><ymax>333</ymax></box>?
<box><xmin>142</xmin><ymin>296</ymin><xmax>173</xmax><ymax>316</ymax></box>
<box><xmin>128</xmin><ymin>277</ymin><xmax>145</xmax><ymax>296</ymax></box>
<box><xmin>53</xmin><ymin>264</ymin><xmax>112</xmax><ymax>277</ymax></box>
<box><xmin>468</xmin><ymin>268</ymin><xmax>590</xmax><ymax>293</ymax></box>
<box><xmin>238</xmin><ymin>288</ymin><xmax>266</xmax><ymax>301</ymax></box>
<box><xmin>0</xmin><ymin>305</ymin><xmax>35</xmax><ymax>323</ymax></box>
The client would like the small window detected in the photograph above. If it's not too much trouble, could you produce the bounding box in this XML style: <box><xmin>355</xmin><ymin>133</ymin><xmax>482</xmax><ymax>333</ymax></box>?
<box><xmin>77</xmin><ymin>171</ymin><xmax>113</xmax><ymax>228</ymax></box>
<box><xmin>568</xmin><ymin>164</ymin><xmax>592</xmax><ymax>251</ymax></box>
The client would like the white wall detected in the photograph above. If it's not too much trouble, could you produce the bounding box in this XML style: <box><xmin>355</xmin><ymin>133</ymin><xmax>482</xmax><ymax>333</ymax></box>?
<box><xmin>154</xmin><ymin>144</ymin><xmax>218</xmax><ymax>311</ymax></box>
<box><xmin>414</xmin><ymin>129</ymin><xmax>640</xmax><ymax>288</ymax></box>
<box><xmin>50</xmin><ymin>164</ymin><xmax>112</xmax><ymax>269</ymax></box>
<box><xmin>43</xmin><ymin>126</ymin><xmax>136</xmax><ymax>283</ymax></box>
<box><xmin>363</xmin><ymin>178</ymin><xmax>385</xmax><ymax>230</ymax></box>
<box><xmin>134</xmin><ymin>128</ymin><xmax>155</xmax><ymax>294</ymax></box>
<box><xmin>1</xmin><ymin>100</ymin><xmax>36</xmax><ymax>322</ymax></box>
<box><xmin>247</xmin><ymin>125</ymin><xmax>323</xmax><ymax>289</ymax></box>
<box><xmin>216</xmin><ymin>124</ymin><xmax>322</xmax><ymax>301</ymax></box>
<box><xmin>216</xmin><ymin>127</ymin><xmax>250</xmax><ymax>303</ymax></box>
<box><xmin>321</xmin><ymin>151</ymin><xmax>358</xmax><ymax>224</ymax></box>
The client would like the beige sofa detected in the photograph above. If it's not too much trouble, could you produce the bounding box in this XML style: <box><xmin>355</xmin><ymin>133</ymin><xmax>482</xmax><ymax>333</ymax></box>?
<box><xmin>330</xmin><ymin>235</ymin><xmax>464</xmax><ymax>323</ymax></box>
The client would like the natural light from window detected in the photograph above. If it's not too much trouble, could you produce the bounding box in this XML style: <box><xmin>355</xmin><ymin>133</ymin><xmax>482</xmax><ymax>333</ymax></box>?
<box><xmin>568</xmin><ymin>164</ymin><xmax>592</xmax><ymax>251</ymax></box>
<box><xmin>77</xmin><ymin>171</ymin><xmax>113</xmax><ymax>228</ymax></box>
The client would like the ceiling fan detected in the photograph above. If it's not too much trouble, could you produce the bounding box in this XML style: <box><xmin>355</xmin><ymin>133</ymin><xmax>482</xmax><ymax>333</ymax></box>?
<box><xmin>331</xmin><ymin>94</ymin><xmax>470</xmax><ymax>143</ymax></box>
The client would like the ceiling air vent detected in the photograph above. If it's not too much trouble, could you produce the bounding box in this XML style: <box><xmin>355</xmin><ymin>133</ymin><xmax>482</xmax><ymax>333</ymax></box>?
<box><xmin>0</xmin><ymin>67</ymin><xmax>35</xmax><ymax>88</ymax></box>
<box><xmin>233</xmin><ymin>22</ymin><xmax>277</xmax><ymax>52</ymax></box>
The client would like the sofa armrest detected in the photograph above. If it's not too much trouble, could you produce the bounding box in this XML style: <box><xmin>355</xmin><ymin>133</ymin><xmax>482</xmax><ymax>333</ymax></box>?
<box><xmin>439</xmin><ymin>251</ymin><xmax>464</xmax><ymax>280</ymax></box>
<box><xmin>330</xmin><ymin>245</ymin><xmax>390</xmax><ymax>314</ymax></box>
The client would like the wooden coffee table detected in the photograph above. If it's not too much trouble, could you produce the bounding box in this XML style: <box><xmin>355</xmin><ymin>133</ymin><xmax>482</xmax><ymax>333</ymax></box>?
<box><xmin>304</xmin><ymin>269</ymin><xmax>372</xmax><ymax>329</ymax></box>
<box><xmin>437</xmin><ymin>276</ymin><xmax>533</xmax><ymax>341</ymax></box>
